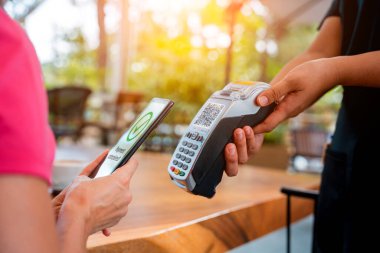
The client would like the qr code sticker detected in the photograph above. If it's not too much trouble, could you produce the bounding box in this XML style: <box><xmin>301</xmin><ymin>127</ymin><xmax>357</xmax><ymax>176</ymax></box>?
<box><xmin>194</xmin><ymin>103</ymin><xmax>224</xmax><ymax>128</ymax></box>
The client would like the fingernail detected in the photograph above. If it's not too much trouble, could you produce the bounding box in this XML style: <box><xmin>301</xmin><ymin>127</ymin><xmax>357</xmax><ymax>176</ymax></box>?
<box><xmin>228</xmin><ymin>146</ymin><xmax>235</xmax><ymax>155</ymax></box>
<box><xmin>237</xmin><ymin>130</ymin><xmax>243</xmax><ymax>140</ymax></box>
<box><xmin>258</xmin><ymin>96</ymin><xmax>268</xmax><ymax>106</ymax></box>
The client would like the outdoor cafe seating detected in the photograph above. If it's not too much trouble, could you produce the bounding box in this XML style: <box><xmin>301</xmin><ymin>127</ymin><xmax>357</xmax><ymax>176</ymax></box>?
<box><xmin>8</xmin><ymin>0</ymin><xmax>341</xmax><ymax>251</ymax></box>
<box><xmin>47</xmin><ymin>86</ymin><xmax>149</xmax><ymax>146</ymax></box>
<box><xmin>48</xmin><ymin>86</ymin><xmax>92</xmax><ymax>141</ymax></box>
<box><xmin>48</xmin><ymin>87</ymin><xmax>322</xmax><ymax>253</ymax></box>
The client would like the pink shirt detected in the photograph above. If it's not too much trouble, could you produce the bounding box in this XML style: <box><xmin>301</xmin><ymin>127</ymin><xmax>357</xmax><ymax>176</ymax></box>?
<box><xmin>0</xmin><ymin>8</ymin><xmax>55</xmax><ymax>183</ymax></box>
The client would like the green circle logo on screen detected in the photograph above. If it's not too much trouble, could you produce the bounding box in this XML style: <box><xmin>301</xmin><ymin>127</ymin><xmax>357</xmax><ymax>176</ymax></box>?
<box><xmin>126</xmin><ymin>112</ymin><xmax>153</xmax><ymax>142</ymax></box>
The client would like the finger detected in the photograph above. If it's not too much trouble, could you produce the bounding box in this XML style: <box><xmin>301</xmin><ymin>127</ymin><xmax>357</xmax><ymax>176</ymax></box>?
<box><xmin>253</xmin><ymin>133</ymin><xmax>265</xmax><ymax>149</ymax></box>
<box><xmin>102</xmin><ymin>228</ymin><xmax>111</xmax><ymax>237</ymax></box>
<box><xmin>52</xmin><ymin>186</ymin><xmax>69</xmax><ymax>206</ymax></box>
<box><xmin>244</xmin><ymin>126</ymin><xmax>265</xmax><ymax>155</ymax></box>
<box><xmin>224</xmin><ymin>143</ymin><xmax>238</xmax><ymax>177</ymax></box>
<box><xmin>253</xmin><ymin>107</ymin><xmax>288</xmax><ymax>133</ymax></box>
<box><xmin>256</xmin><ymin>80</ymin><xmax>290</xmax><ymax>106</ymax></box>
<box><xmin>73</xmin><ymin>175</ymin><xmax>91</xmax><ymax>184</ymax></box>
<box><xmin>80</xmin><ymin>150</ymin><xmax>109</xmax><ymax>176</ymax></box>
<box><xmin>233</xmin><ymin>128</ymin><xmax>248</xmax><ymax>164</ymax></box>
<box><xmin>243</xmin><ymin>126</ymin><xmax>256</xmax><ymax>155</ymax></box>
<box><xmin>112</xmin><ymin>157</ymin><xmax>139</xmax><ymax>183</ymax></box>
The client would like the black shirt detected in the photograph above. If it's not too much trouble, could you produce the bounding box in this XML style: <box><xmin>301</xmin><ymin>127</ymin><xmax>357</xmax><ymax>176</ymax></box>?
<box><xmin>316</xmin><ymin>2</ymin><xmax>380</xmax><ymax>252</ymax></box>
<box><xmin>326</xmin><ymin>0</ymin><xmax>380</xmax><ymax>55</ymax></box>
<box><xmin>322</xmin><ymin>0</ymin><xmax>380</xmax><ymax>152</ymax></box>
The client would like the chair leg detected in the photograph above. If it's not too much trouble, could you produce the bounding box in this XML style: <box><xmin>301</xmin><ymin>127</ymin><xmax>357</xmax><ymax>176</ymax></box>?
<box><xmin>286</xmin><ymin>195</ymin><xmax>291</xmax><ymax>253</ymax></box>
<box><xmin>281</xmin><ymin>187</ymin><xmax>319</xmax><ymax>253</ymax></box>
<box><xmin>312</xmin><ymin>200</ymin><xmax>318</xmax><ymax>253</ymax></box>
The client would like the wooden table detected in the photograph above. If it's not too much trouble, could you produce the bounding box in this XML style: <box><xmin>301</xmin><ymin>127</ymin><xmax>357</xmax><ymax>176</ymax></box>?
<box><xmin>80</xmin><ymin>151</ymin><xmax>320</xmax><ymax>253</ymax></box>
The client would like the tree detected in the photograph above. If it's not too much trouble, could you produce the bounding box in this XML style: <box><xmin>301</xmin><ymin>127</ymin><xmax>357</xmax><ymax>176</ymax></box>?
<box><xmin>224</xmin><ymin>0</ymin><xmax>244</xmax><ymax>84</ymax></box>
<box><xmin>4</xmin><ymin>0</ymin><xmax>45</xmax><ymax>23</ymax></box>
<box><xmin>97</xmin><ymin>0</ymin><xmax>107</xmax><ymax>91</ymax></box>
<box><xmin>119</xmin><ymin>0</ymin><xmax>130</xmax><ymax>91</ymax></box>
<box><xmin>43</xmin><ymin>28</ymin><xmax>100</xmax><ymax>89</ymax></box>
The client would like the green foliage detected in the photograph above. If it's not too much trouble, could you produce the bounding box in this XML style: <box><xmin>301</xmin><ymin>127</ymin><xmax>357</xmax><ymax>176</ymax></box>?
<box><xmin>277</xmin><ymin>25</ymin><xmax>317</xmax><ymax>63</ymax></box>
<box><xmin>37</xmin><ymin>0</ymin><xmax>340</xmax><ymax>143</ymax></box>
<box><xmin>127</xmin><ymin>1</ymin><xmax>229</xmax><ymax>124</ymax></box>
<box><xmin>42</xmin><ymin>28</ymin><xmax>100</xmax><ymax>90</ymax></box>
<box><xmin>264</xmin><ymin>123</ymin><xmax>287</xmax><ymax>144</ymax></box>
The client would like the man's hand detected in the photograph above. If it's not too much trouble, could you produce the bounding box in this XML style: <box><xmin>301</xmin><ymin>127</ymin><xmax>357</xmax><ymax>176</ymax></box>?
<box><xmin>224</xmin><ymin>126</ymin><xmax>264</xmax><ymax>177</ymax></box>
<box><xmin>222</xmin><ymin>57</ymin><xmax>339</xmax><ymax>177</ymax></box>
<box><xmin>254</xmin><ymin>58</ymin><xmax>338</xmax><ymax>133</ymax></box>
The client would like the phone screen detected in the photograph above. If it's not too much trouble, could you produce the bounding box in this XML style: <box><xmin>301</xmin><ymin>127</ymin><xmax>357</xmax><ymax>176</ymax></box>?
<box><xmin>95</xmin><ymin>98</ymin><xmax>174</xmax><ymax>178</ymax></box>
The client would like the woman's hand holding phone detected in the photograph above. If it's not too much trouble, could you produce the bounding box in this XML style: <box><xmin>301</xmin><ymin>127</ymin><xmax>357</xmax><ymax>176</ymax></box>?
<box><xmin>52</xmin><ymin>98</ymin><xmax>171</xmax><ymax>251</ymax></box>
<box><xmin>52</xmin><ymin>151</ymin><xmax>138</xmax><ymax>240</ymax></box>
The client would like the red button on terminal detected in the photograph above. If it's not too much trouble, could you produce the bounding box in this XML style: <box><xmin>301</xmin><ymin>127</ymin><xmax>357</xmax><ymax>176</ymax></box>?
<box><xmin>170</xmin><ymin>167</ymin><xmax>176</xmax><ymax>172</ymax></box>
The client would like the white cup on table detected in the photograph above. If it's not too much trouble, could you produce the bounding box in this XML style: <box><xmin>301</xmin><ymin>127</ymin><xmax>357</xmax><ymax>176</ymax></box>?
<box><xmin>52</xmin><ymin>160</ymin><xmax>88</xmax><ymax>191</ymax></box>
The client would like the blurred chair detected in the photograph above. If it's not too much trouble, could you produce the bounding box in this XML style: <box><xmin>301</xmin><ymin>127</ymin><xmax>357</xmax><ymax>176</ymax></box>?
<box><xmin>284</xmin><ymin>127</ymin><xmax>326</xmax><ymax>252</ymax></box>
<box><xmin>289</xmin><ymin>128</ymin><xmax>328</xmax><ymax>173</ymax></box>
<box><xmin>48</xmin><ymin>86</ymin><xmax>92</xmax><ymax>141</ymax></box>
<box><xmin>281</xmin><ymin>186</ymin><xmax>319</xmax><ymax>253</ymax></box>
<box><xmin>86</xmin><ymin>91</ymin><xmax>144</xmax><ymax>145</ymax></box>
<box><xmin>113</xmin><ymin>91</ymin><xmax>144</xmax><ymax>131</ymax></box>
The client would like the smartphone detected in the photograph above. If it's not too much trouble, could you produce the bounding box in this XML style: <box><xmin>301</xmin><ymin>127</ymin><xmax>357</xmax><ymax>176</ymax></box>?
<box><xmin>92</xmin><ymin>98</ymin><xmax>174</xmax><ymax>178</ymax></box>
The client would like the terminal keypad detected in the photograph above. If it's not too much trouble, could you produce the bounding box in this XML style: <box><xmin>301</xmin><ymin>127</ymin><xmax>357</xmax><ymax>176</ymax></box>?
<box><xmin>170</xmin><ymin>131</ymin><xmax>204</xmax><ymax>178</ymax></box>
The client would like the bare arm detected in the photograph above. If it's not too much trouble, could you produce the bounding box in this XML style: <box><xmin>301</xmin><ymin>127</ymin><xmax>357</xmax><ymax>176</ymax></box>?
<box><xmin>0</xmin><ymin>177</ymin><xmax>91</xmax><ymax>253</ymax></box>
<box><xmin>223</xmin><ymin>16</ymin><xmax>343</xmax><ymax>176</ymax></box>
<box><xmin>0</xmin><ymin>152</ymin><xmax>137</xmax><ymax>253</ymax></box>
<box><xmin>254</xmin><ymin>49</ymin><xmax>380</xmax><ymax>134</ymax></box>
<box><xmin>334</xmin><ymin>51</ymin><xmax>380</xmax><ymax>87</ymax></box>
<box><xmin>54</xmin><ymin>152</ymin><xmax>137</xmax><ymax>253</ymax></box>
<box><xmin>0</xmin><ymin>176</ymin><xmax>59</xmax><ymax>253</ymax></box>
<box><xmin>270</xmin><ymin>16</ymin><xmax>342</xmax><ymax>84</ymax></box>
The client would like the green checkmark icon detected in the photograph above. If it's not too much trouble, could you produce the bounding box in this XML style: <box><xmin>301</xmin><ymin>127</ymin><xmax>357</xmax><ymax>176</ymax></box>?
<box><xmin>126</xmin><ymin>112</ymin><xmax>153</xmax><ymax>142</ymax></box>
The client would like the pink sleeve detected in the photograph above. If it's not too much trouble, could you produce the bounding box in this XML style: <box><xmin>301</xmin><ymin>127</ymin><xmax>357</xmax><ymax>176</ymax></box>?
<box><xmin>0</xmin><ymin>9</ymin><xmax>55</xmax><ymax>184</ymax></box>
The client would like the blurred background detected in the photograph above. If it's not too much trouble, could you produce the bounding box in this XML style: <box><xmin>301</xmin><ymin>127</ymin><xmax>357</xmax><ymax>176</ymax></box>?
<box><xmin>4</xmin><ymin>0</ymin><xmax>339</xmax><ymax>172</ymax></box>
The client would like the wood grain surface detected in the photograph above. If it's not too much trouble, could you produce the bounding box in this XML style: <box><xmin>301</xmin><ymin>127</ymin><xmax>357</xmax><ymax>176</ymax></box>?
<box><xmin>87</xmin><ymin>152</ymin><xmax>319</xmax><ymax>252</ymax></box>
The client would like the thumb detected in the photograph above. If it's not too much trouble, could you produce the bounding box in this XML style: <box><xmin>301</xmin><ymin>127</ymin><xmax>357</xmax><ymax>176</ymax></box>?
<box><xmin>112</xmin><ymin>157</ymin><xmax>139</xmax><ymax>184</ymax></box>
<box><xmin>256</xmin><ymin>80</ymin><xmax>289</xmax><ymax>106</ymax></box>
<box><xmin>80</xmin><ymin>150</ymin><xmax>109</xmax><ymax>177</ymax></box>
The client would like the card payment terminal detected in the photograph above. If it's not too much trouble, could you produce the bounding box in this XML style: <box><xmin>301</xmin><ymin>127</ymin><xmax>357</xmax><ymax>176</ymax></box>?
<box><xmin>167</xmin><ymin>82</ymin><xmax>275</xmax><ymax>198</ymax></box>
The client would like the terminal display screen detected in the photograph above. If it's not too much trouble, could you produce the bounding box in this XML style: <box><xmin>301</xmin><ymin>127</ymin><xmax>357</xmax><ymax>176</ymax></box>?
<box><xmin>95</xmin><ymin>98</ymin><xmax>173</xmax><ymax>178</ymax></box>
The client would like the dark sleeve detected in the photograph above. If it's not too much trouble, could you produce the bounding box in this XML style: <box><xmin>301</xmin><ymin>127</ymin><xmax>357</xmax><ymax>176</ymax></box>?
<box><xmin>318</xmin><ymin>0</ymin><xmax>340</xmax><ymax>29</ymax></box>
